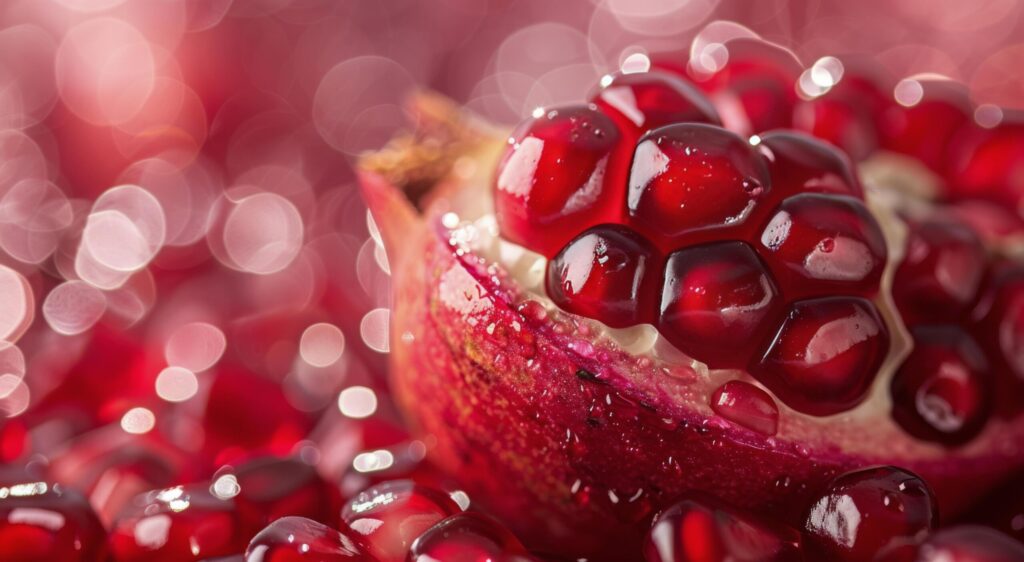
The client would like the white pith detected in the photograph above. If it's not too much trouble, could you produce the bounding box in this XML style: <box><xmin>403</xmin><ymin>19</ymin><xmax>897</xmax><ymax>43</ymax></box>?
<box><xmin>438</xmin><ymin>146</ymin><xmax>1023</xmax><ymax>463</ymax></box>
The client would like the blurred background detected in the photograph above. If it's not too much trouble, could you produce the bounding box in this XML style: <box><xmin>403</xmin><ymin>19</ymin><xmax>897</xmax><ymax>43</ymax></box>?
<box><xmin>0</xmin><ymin>0</ymin><xmax>1023</xmax><ymax>522</ymax></box>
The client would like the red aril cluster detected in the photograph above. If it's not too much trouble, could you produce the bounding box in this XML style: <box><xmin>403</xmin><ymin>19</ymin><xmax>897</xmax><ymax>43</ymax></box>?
<box><xmin>244</xmin><ymin>516</ymin><xmax>375</xmax><ymax>561</ymax></box>
<box><xmin>0</xmin><ymin>480</ymin><xmax>108</xmax><ymax>562</ymax></box>
<box><xmin>408</xmin><ymin>512</ymin><xmax>537</xmax><ymax>562</ymax></box>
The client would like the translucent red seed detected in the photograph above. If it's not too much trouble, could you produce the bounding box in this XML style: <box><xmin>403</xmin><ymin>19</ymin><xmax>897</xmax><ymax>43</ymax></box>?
<box><xmin>710</xmin><ymin>380</ymin><xmax>779</xmax><ymax>436</ymax></box>
<box><xmin>973</xmin><ymin>261</ymin><xmax>1024</xmax><ymax>385</ymax></box>
<box><xmin>231</xmin><ymin>456</ymin><xmax>342</xmax><ymax>532</ymax></box>
<box><xmin>0</xmin><ymin>482</ymin><xmax>108</xmax><ymax>562</ymax></box>
<box><xmin>408</xmin><ymin>512</ymin><xmax>531</xmax><ymax>562</ymax></box>
<box><xmin>659</xmin><ymin>242</ymin><xmax>781</xmax><ymax>369</ymax></box>
<box><xmin>891</xmin><ymin>326</ymin><xmax>991</xmax><ymax>445</ymax></box>
<box><xmin>803</xmin><ymin>466</ymin><xmax>937</xmax><ymax>562</ymax></box>
<box><xmin>546</xmin><ymin>225</ymin><xmax>660</xmax><ymax>328</ymax></box>
<box><xmin>894</xmin><ymin>218</ymin><xmax>987</xmax><ymax>325</ymax></box>
<box><xmin>758</xmin><ymin>193</ymin><xmax>886</xmax><ymax>297</ymax></box>
<box><xmin>880</xmin><ymin>79</ymin><xmax>973</xmax><ymax>173</ymax></box>
<box><xmin>757</xmin><ymin>130</ymin><xmax>862</xmax><ymax>198</ymax></box>
<box><xmin>244</xmin><ymin>516</ymin><xmax>375</xmax><ymax>561</ymax></box>
<box><xmin>947</xmin><ymin>118</ymin><xmax>1024</xmax><ymax>209</ymax></box>
<box><xmin>644</xmin><ymin>495</ymin><xmax>802</xmax><ymax>562</ymax></box>
<box><xmin>753</xmin><ymin>297</ymin><xmax>889</xmax><ymax>415</ymax></box>
<box><xmin>591</xmin><ymin>71</ymin><xmax>721</xmax><ymax>135</ymax></box>
<box><xmin>875</xmin><ymin>526</ymin><xmax>1024</xmax><ymax>562</ymax></box>
<box><xmin>342</xmin><ymin>480</ymin><xmax>461</xmax><ymax>562</ymax></box>
<box><xmin>494</xmin><ymin>104</ymin><xmax>627</xmax><ymax>258</ymax></box>
<box><xmin>627</xmin><ymin>124</ymin><xmax>770</xmax><ymax>250</ymax></box>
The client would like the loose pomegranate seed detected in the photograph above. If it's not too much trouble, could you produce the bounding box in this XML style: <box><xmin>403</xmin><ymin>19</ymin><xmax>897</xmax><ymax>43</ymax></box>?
<box><xmin>753</xmin><ymin>297</ymin><xmax>889</xmax><ymax>415</ymax></box>
<box><xmin>342</xmin><ymin>479</ymin><xmax>461</xmax><ymax>562</ymax></box>
<box><xmin>627</xmin><ymin>123</ymin><xmax>770</xmax><ymax>250</ymax></box>
<box><xmin>757</xmin><ymin>130</ymin><xmax>862</xmax><ymax>198</ymax></box>
<box><xmin>244</xmin><ymin>516</ymin><xmax>376</xmax><ymax>561</ymax></box>
<box><xmin>109</xmin><ymin>485</ymin><xmax>248</xmax><ymax>562</ymax></box>
<box><xmin>0</xmin><ymin>481</ymin><xmax>108</xmax><ymax>562</ymax></box>
<box><xmin>590</xmin><ymin>71</ymin><xmax>721</xmax><ymax>135</ymax></box>
<box><xmin>659</xmin><ymin>241</ymin><xmax>781</xmax><ymax>369</ymax></box>
<box><xmin>880</xmin><ymin>79</ymin><xmax>973</xmax><ymax>173</ymax></box>
<box><xmin>947</xmin><ymin>118</ymin><xmax>1024</xmax><ymax>210</ymax></box>
<box><xmin>758</xmin><ymin>193</ymin><xmax>887</xmax><ymax>297</ymax></box>
<box><xmin>408</xmin><ymin>512</ymin><xmax>531</xmax><ymax>562</ymax></box>
<box><xmin>876</xmin><ymin>526</ymin><xmax>1024</xmax><ymax>562</ymax></box>
<box><xmin>804</xmin><ymin>466</ymin><xmax>937</xmax><ymax>562</ymax></box>
<box><xmin>891</xmin><ymin>326</ymin><xmax>991</xmax><ymax>445</ymax></box>
<box><xmin>894</xmin><ymin>218</ymin><xmax>987</xmax><ymax>325</ymax></box>
<box><xmin>494</xmin><ymin>104</ymin><xmax>628</xmax><ymax>258</ymax></box>
<box><xmin>546</xmin><ymin>225</ymin><xmax>661</xmax><ymax>328</ymax></box>
<box><xmin>710</xmin><ymin>380</ymin><xmax>780</xmax><ymax>436</ymax></box>
<box><xmin>230</xmin><ymin>456</ymin><xmax>342</xmax><ymax>533</ymax></box>
<box><xmin>643</xmin><ymin>495</ymin><xmax>802</xmax><ymax>562</ymax></box>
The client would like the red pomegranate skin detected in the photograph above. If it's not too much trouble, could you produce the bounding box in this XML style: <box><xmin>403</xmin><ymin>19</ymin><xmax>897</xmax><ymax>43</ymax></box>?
<box><xmin>358</xmin><ymin>97</ymin><xmax>1024</xmax><ymax>561</ymax></box>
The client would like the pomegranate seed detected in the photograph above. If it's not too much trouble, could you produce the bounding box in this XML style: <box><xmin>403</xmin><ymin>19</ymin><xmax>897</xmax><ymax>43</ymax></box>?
<box><xmin>591</xmin><ymin>71</ymin><xmax>721</xmax><ymax>135</ymax></box>
<box><xmin>659</xmin><ymin>241</ymin><xmax>781</xmax><ymax>369</ymax></box>
<box><xmin>244</xmin><ymin>516</ymin><xmax>375</xmax><ymax>561</ymax></box>
<box><xmin>0</xmin><ymin>481</ymin><xmax>108</xmax><ymax>562</ymax></box>
<box><xmin>409</xmin><ymin>512</ymin><xmax>530</xmax><ymax>562</ymax></box>
<box><xmin>230</xmin><ymin>456</ymin><xmax>342</xmax><ymax>532</ymax></box>
<box><xmin>757</xmin><ymin>130</ymin><xmax>862</xmax><ymax>198</ymax></box>
<box><xmin>877</xmin><ymin>526</ymin><xmax>1024</xmax><ymax>562</ymax></box>
<box><xmin>546</xmin><ymin>225</ymin><xmax>661</xmax><ymax>328</ymax></box>
<box><xmin>342</xmin><ymin>479</ymin><xmax>461</xmax><ymax>562</ymax></box>
<box><xmin>891</xmin><ymin>326</ymin><xmax>991</xmax><ymax>445</ymax></box>
<box><xmin>494</xmin><ymin>104</ymin><xmax>628</xmax><ymax>258</ymax></box>
<box><xmin>947</xmin><ymin>118</ymin><xmax>1024</xmax><ymax>209</ymax></box>
<box><xmin>627</xmin><ymin>124</ymin><xmax>770</xmax><ymax>250</ymax></box>
<box><xmin>753</xmin><ymin>297</ymin><xmax>889</xmax><ymax>415</ymax></box>
<box><xmin>894</xmin><ymin>218</ymin><xmax>987</xmax><ymax>325</ymax></box>
<box><xmin>643</xmin><ymin>495</ymin><xmax>802</xmax><ymax>562</ymax></box>
<box><xmin>939</xmin><ymin>200</ymin><xmax>1024</xmax><ymax>248</ymax></box>
<box><xmin>758</xmin><ymin>193</ymin><xmax>887</xmax><ymax>297</ymax></box>
<box><xmin>109</xmin><ymin>485</ymin><xmax>248</xmax><ymax>562</ymax></box>
<box><xmin>804</xmin><ymin>466</ymin><xmax>937</xmax><ymax>562</ymax></box>
<box><xmin>710</xmin><ymin>380</ymin><xmax>780</xmax><ymax>436</ymax></box>
<box><xmin>881</xmin><ymin>79</ymin><xmax>973</xmax><ymax>173</ymax></box>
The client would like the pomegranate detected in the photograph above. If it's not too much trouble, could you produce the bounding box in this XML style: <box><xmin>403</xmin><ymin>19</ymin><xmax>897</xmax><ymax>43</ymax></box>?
<box><xmin>408</xmin><ymin>512</ymin><xmax>536</xmax><ymax>562</ymax></box>
<box><xmin>876</xmin><ymin>526</ymin><xmax>1024</xmax><ymax>562</ymax></box>
<box><xmin>244</xmin><ymin>516</ymin><xmax>376</xmax><ymax>561</ymax></box>
<box><xmin>0</xmin><ymin>480</ymin><xmax>108</xmax><ymax>562</ymax></box>
<box><xmin>358</xmin><ymin>62</ymin><xmax>1024</xmax><ymax>559</ymax></box>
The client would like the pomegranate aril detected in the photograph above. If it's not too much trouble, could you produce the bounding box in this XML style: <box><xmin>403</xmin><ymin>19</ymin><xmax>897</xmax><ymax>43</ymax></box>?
<box><xmin>643</xmin><ymin>495</ymin><xmax>802</xmax><ymax>562</ymax></box>
<box><xmin>947</xmin><ymin>118</ymin><xmax>1024</xmax><ymax>209</ymax></box>
<box><xmin>710</xmin><ymin>380</ymin><xmax>779</xmax><ymax>436</ymax></box>
<box><xmin>494</xmin><ymin>104</ymin><xmax>627</xmax><ymax>258</ymax></box>
<box><xmin>804</xmin><ymin>466</ymin><xmax>937</xmax><ymax>562</ymax></box>
<box><xmin>230</xmin><ymin>456</ymin><xmax>342</xmax><ymax>533</ymax></box>
<box><xmin>880</xmin><ymin>79</ymin><xmax>973</xmax><ymax>173</ymax></box>
<box><xmin>972</xmin><ymin>261</ymin><xmax>1024</xmax><ymax>387</ymax></box>
<box><xmin>0</xmin><ymin>481</ymin><xmax>108</xmax><ymax>562</ymax></box>
<box><xmin>627</xmin><ymin>123</ymin><xmax>770</xmax><ymax>250</ymax></box>
<box><xmin>244</xmin><ymin>516</ymin><xmax>376</xmax><ymax>561</ymax></box>
<box><xmin>753</xmin><ymin>297</ymin><xmax>889</xmax><ymax>415</ymax></box>
<box><xmin>409</xmin><ymin>512</ymin><xmax>530</xmax><ymax>562</ymax></box>
<box><xmin>109</xmin><ymin>485</ymin><xmax>247</xmax><ymax>562</ymax></box>
<box><xmin>591</xmin><ymin>71</ymin><xmax>721</xmax><ymax>134</ymax></box>
<box><xmin>884</xmin><ymin>526</ymin><xmax>1024</xmax><ymax>562</ymax></box>
<box><xmin>757</xmin><ymin>130</ymin><xmax>862</xmax><ymax>198</ymax></box>
<box><xmin>894</xmin><ymin>218</ymin><xmax>987</xmax><ymax>325</ymax></box>
<box><xmin>891</xmin><ymin>326</ymin><xmax>991</xmax><ymax>445</ymax></box>
<box><xmin>659</xmin><ymin>241</ymin><xmax>781</xmax><ymax>369</ymax></box>
<box><xmin>546</xmin><ymin>225</ymin><xmax>660</xmax><ymax>328</ymax></box>
<box><xmin>758</xmin><ymin>193</ymin><xmax>887</xmax><ymax>296</ymax></box>
<box><xmin>341</xmin><ymin>479</ymin><xmax>461</xmax><ymax>562</ymax></box>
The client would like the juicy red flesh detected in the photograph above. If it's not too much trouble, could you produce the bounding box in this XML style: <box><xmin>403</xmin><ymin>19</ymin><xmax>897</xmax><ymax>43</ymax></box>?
<box><xmin>547</xmin><ymin>225</ymin><xmax>661</xmax><ymax>328</ymax></box>
<box><xmin>231</xmin><ymin>457</ymin><xmax>342</xmax><ymax>532</ymax></box>
<box><xmin>244</xmin><ymin>516</ymin><xmax>375</xmax><ymax>561</ymax></box>
<box><xmin>804</xmin><ymin>466</ymin><xmax>937</xmax><ymax>561</ymax></box>
<box><xmin>643</xmin><ymin>495</ymin><xmax>802</xmax><ymax>562</ymax></box>
<box><xmin>0</xmin><ymin>482</ymin><xmax>108</xmax><ymax>562</ymax></box>
<box><xmin>753</xmin><ymin>297</ymin><xmax>889</xmax><ymax>415</ymax></box>
<box><xmin>877</xmin><ymin>526</ymin><xmax>1024</xmax><ymax>562</ymax></box>
<box><xmin>109</xmin><ymin>485</ymin><xmax>248</xmax><ymax>562</ymax></box>
<box><xmin>627</xmin><ymin>123</ymin><xmax>770</xmax><ymax>249</ymax></box>
<box><xmin>710</xmin><ymin>380</ymin><xmax>780</xmax><ymax>436</ymax></box>
<box><xmin>494</xmin><ymin>104</ymin><xmax>627</xmax><ymax>258</ymax></box>
<box><xmin>659</xmin><ymin>241</ymin><xmax>781</xmax><ymax>368</ymax></box>
<box><xmin>341</xmin><ymin>480</ymin><xmax>461</xmax><ymax>562</ymax></box>
<box><xmin>758</xmin><ymin>193</ymin><xmax>887</xmax><ymax>297</ymax></box>
<box><xmin>408</xmin><ymin>512</ymin><xmax>532</xmax><ymax>562</ymax></box>
<box><xmin>591</xmin><ymin>71</ymin><xmax>721</xmax><ymax>135</ymax></box>
<box><xmin>880</xmin><ymin>80</ymin><xmax>973</xmax><ymax>172</ymax></box>
<box><xmin>947</xmin><ymin>119</ymin><xmax>1024</xmax><ymax>211</ymax></box>
<box><xmin>891</xmin><ymin>326</ymin><xmax>991</xmax><ymax>445</ymax></box>
<box><xmin>758</xmin><ymin>130</ymin><xmax>863</xmax><ymax>198</ymax></box>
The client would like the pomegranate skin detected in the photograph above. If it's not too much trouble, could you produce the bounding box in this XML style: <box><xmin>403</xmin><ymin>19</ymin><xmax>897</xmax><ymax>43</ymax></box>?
<box><xmin>358</xmin><ymin>96</ymin><xmax>1024</xmax><ymax>562</ymax></box>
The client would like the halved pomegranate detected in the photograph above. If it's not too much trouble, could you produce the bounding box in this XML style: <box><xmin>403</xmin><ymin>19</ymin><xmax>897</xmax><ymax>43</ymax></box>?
<box><xmin>358</xmin><ymin>64</ymin><xmax>1024</xmax><ymax>559</ymax></box>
